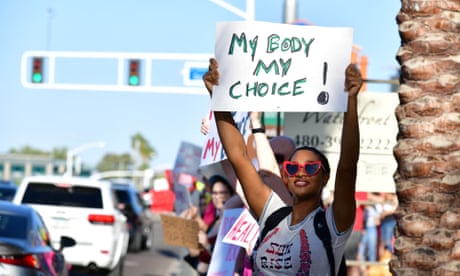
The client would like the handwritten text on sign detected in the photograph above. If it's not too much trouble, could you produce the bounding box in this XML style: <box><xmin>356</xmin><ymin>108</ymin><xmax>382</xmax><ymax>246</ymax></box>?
<box><xmin>211</xmin><ymin>21</ymin><xmax>353</xmax><ymax>112</ymax></box>
<box><xmin>223</xmin><ymin>208</ymin><xmax>259</xmax><ymax>253</ymax></box>
<box><xmin>200</xmin><ymin>111</ymin><xmax>250</xmax><ymax>167</ymax></box>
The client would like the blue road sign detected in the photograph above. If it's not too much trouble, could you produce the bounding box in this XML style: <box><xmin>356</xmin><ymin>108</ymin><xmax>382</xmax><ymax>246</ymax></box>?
<box><xmin>182</xmin><ymin>61</ymin><xmax>209</xmax><ymax>86</ymax></box>
<box><xmin>189</xmin><ymin>67</ymin><xmax>208</xmax><ymax>81</ymax></box>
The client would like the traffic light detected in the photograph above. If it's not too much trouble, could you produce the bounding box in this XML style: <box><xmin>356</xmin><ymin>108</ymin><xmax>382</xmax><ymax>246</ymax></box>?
<box><xmin>128</xmin><ymin>59</ymin><xmax>140</xmax><ymax>86</ymax></box>
<box><xmin>31</xmin><ymin>57</ymin><xmax>44</xmax><ymax>83</ymax></box>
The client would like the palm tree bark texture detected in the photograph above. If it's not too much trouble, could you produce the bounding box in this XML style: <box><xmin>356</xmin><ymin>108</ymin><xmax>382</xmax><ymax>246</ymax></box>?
<box><xmin>391</xmin><ymin>0</ymin><xmax>460</xmax><ymax>275</ymax></box>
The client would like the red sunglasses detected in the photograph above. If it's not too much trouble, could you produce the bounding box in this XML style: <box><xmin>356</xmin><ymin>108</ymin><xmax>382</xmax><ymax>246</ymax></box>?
<box><xmin>283</xmin><ymin>161</ymin><xmax>322</xmax><ymax>177</ymax></box>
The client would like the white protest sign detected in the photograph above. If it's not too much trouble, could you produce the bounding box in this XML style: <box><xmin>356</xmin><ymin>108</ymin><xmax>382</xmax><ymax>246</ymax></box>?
<box><xmin>222</xmin><ymin>208</ymin><xmax>259</xmax><ymax>253</ymax></box>
<box><xmin>211</xmin><ymin>21</ymin><xmax>353</xmax><ymax>112</ymax></box>
<box><xmin>208</xmin><ymin>208</ymin><xmax>243</xmax><ymax>276</ymax></box>
<box><xmin>284</xmin><ymin>92</ymin><xmax>399</xmax><ymax>193</ymax></box>
<box><xmin>200</xmin><ymin>111</ymin><xmax>251</xmax><ymax>166</ymax></box>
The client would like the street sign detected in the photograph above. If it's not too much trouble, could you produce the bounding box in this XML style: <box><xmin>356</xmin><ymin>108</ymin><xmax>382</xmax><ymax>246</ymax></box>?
<box><xmin>181</xmin><ymin>61</ymin><xmax>209</xmax><ymax>86</ymax></box>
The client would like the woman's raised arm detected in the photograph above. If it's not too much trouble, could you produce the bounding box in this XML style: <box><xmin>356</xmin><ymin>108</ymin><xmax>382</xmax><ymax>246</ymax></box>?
<box><xmin>333</xmin><ymin>64</ymin><xmax>363</xmax><ymax>232</ymax></box>
<box><xmin>203</xmin><ymin>58</ymin><xmax>271</xmax><ymax>218</ymax></box>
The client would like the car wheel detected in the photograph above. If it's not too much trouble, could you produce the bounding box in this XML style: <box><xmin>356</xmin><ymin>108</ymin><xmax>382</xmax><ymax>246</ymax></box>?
<box><xmin>96</xmin><ymin>268</ymin><xmax>111</xmax><ymax>276</ymax></box>
<box><xmin>142</xmin><ymin>226</ymin><xmax>153</xmax><ymax>250</ymax></box>
<box><xmin>114</xmin><ymin>257</ymin><xmax>125</xmax><ymax>276</ymax></box>
<box><xmin>129</xmin><ymin>230</ymin><xmax>142</xmax><ymax>252</ymax></box>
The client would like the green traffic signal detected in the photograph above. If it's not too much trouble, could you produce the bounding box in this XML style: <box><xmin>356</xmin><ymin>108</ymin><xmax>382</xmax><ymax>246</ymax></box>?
<box><xmin>128</xmin><ymin>75</ymin><xmax>139</xmax><ymax>86</ymax></box>
<box><xmin>32</xmin><ymin>72</ymin><xmax>43</xmax><ymax>83</ymax></box>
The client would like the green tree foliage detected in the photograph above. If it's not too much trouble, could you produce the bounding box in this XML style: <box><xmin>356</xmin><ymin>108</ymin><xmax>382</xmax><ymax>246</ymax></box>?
<box><xmin>9</xmin><ymin>145</ymin><xmax>49</xmax><ymax>156</ymax></box>
<box><xmin>9</xmin><ymin>145</ymin><xmax>68</xmax><ymax>160</ymax></box>
<box><xmin>51</xmin><ymin>147</ymin><xmax>68</xmax><ymax>160</ymax></box>
<box><xmin>8</xmin><ymin>132</ymin><xmax>156</xmax><ymax>173</ymax></box>
<box><xmin>97</xmin><ymin>153</ymin><xmax>133</xmax><ymax>172</ymax></box>
<box><xmin>131</xmin><ymin>132</ymin><xmax>156</xmax><ymax>170</ymax></box>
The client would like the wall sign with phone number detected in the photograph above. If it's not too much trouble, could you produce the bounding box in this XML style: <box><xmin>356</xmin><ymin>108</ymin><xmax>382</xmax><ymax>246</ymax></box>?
<box><xmin>294</xmin><ymin>134</ymin><xmax>393</xmax><ymax>152</ymax></box>
<box><xmin>285</xmin><ymin>93</ymin><xmax>399</xmax><ymax>156</ymax></box>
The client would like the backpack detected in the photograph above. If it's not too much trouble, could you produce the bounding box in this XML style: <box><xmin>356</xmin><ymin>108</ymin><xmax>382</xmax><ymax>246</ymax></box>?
<box><xmin>251</xmin><ymin>206</ymin><xmax>347</xmax><ymax>275</ymax></box>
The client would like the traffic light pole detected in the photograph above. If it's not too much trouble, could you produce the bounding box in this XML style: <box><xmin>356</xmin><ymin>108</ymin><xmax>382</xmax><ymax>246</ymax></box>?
<box><xmin>208</xmin><ymin>0</ymin><xmax>254</xmax><ymax>21</ymax></box>
<box><xmin>21</xmin><ymin>51</ymin><xmax>212</xmax><ymax>95</ymax></box>
<box><xmin>22</xmin><ymin>1</ymin><xmax>255</xmax><ymax>95</ymax></box>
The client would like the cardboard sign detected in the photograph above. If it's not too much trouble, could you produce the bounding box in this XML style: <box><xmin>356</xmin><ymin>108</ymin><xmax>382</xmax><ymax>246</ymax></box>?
<box><xmin>211</xmin><ymin>21</ymin><xmax>353</xmax><ymax>112</ymax></box>
<box><xmin>159</xmin><ymin>214</ymin><xmax>199</xmax><ymax>249</ymax></box>
<box><xmin>208</xmin><ymin>208</ymin><xmax>244</xmax><ymax>276</ymax></box>
<box><xmin>222</xmin><ymin>208</ymin><xmax>259</xmax><ymax>252</ymax></box>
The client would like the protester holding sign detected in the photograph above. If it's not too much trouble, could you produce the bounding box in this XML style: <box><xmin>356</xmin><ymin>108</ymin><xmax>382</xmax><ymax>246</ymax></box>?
<box><xmin>181</xmin><ymin>174</ymin><xmax>235</xmax><ymax>275</ymax></box>
<box><xmin>203</xmin><ymin>57</ymin><xmax>363</xmax><ymax>274</ymax></box>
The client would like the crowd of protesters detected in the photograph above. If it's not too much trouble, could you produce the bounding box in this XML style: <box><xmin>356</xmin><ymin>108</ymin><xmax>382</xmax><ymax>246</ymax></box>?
<box><xmin>166</xmin><ymin>58</ymin><xmax>398</xmax><ymax>275</ymax></box>
<box><xmin>342</xmin><ymin>191</ymin><xmax>398</xmax><ymax>276</ymax></box>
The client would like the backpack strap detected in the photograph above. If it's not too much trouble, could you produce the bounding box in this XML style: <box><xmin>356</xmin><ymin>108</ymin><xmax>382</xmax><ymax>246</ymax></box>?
<box><xmin>250</xmin><ymin>206</ymin><xmax>292</xmax><ymax>268</ymax></box>
<box><xmin>338</xmin><ymin>255</ymin><xmax>347</xmax><ymax>276</ymax></box>
<box><xmin>314</xmin><ymin>209</ymin><xmax>348</xmax><ymax>276</ymax></box>
<box><xmin>259</xmin><ymin>206</ymin><xmax>292</xmax><ymax>242</ymax></box>
<box><xmin>314</xmin><ymin>209</ymin><xmax>336</xmax><ymax>276</ymax></box>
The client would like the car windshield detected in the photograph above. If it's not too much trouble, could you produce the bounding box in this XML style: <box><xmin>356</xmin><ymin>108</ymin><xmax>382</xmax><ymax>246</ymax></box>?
<box><xmin>0</xmin><ymin>213</ymin><xmax>28</xmax><ymax>239</ymax></box>
<box><xmin>22</xmin><ymin>182</ymin><xmax>103</xmax><ymax>208</ymax></box>
<box><xmin>0</xmin><ymin>188</ymin><xmax>17</xmax><ymax>201</ymax></box>
<box><xmin>114</xmin><ymin>190</ymin><xmax>130</xmax><ymax>204</ymax></box>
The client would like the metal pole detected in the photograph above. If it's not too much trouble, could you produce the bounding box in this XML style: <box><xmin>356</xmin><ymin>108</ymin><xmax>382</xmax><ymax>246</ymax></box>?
<box><xmin>276</xmin><ymin>0</ymin><xmax>297</xmax><ymax>136</ymax></box>
<box><xmin>46</xmin><ymin>8</ymin><xmax>54</xmax><ymax>50</ymax></box>
<box><xmin>364</xmin><ymin>78</ymin><xmax>400</xmax><ymax>85</ymax></box>
<box><xmin>65</xmin><ymin>153</ymin><xmax>73</xmax><ymax>177</ymax></box>
<box><xmin>64</xmin><ymin>141</ymin><xmax>106</xmax><ymax>177</ymax></box>
<box><xmin>208</xmin><ymin>0</ymin><xmax>254</xmax><ymax>21</ymax></box>
<box><xmin>283</xmin><ymin>0</ymin><xmax>297</xmax><ymax>24</ymax></box>
<box><xmin>246</xmin><ymin>0</ymin><xmax>255</xmax><ymax>21</ymax></box>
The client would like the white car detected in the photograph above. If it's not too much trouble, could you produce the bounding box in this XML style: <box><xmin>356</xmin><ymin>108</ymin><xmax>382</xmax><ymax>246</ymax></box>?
<box><xmin>13</xmin><ymin>175</ymin><xmax>129</xmax><ymax>275</ymax></box>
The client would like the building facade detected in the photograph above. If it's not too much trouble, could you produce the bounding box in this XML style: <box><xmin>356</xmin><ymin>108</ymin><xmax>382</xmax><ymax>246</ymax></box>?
<box><xmin>0</xmin><ymin>153</ymin><xmax>66</xmax><ymax>184</ymax></box>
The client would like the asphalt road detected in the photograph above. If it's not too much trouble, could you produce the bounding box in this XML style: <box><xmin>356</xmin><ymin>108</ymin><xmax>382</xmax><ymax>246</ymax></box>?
<box><xmin>70</xmin><ymin>212</ymin><xmax>198</xmax><ymax>276</ymax></box>
<box><xmin>123</xmin><ymin>212</ymin><xmax>198</xmax><ymax>276</ymax></box>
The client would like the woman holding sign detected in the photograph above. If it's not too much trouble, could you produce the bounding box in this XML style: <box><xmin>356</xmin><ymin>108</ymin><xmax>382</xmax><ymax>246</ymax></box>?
<box><xmin>182</xmin><ymin>174</ymin><xmax>235</xmax><ymax>275</ymax></box>
<box><xmin>203</xmin><ymin>58</ymin><xmax>362</xmax><ymax>275</ymax></box>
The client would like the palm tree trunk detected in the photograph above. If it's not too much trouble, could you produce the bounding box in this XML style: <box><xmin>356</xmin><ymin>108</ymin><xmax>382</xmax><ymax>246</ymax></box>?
<box><xmin>391</xmin><ymin>0</ymin><xmax>460</xmax><ymax>275</ymax></box>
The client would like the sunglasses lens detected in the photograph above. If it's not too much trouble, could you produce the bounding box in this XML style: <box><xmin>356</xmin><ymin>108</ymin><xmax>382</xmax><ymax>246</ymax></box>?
<box><xmin>305</xmin><ymin>163</ymin><xmax>320</xmax><ymax>176</ymax></box>
<box><xmin>285</xmin><ymin>163</ymin><xmax>300</xmax><ymax>176</ymax></box>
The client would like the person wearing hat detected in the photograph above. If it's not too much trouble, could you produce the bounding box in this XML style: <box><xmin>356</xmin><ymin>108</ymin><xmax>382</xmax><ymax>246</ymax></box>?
<box><xmin>200</xmin><ymin>110</ymin><xmax>296</xmax><ymax>205</ymax></box>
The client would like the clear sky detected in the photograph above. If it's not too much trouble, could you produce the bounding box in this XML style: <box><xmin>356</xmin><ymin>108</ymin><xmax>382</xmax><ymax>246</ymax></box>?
<box><xmin>0</xmin><ymin>0</ymin><xmax>401</xmax><ymax>170</ymax></box>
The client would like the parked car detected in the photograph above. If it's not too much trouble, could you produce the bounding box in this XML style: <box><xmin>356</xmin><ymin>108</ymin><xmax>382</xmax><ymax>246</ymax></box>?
<box><xmin>110</xmin><ymin>179</ymin><xmax>154</xmax><ymax>252</ymax></box>
<box><xmin>13</xmin><ymin>175</ymin><xmax>129</xmax><ymax>275</ymax></box>
<box><xmin>0</xmin><ymin>200</ymin><xmax>75</xmax><ymax>276</ymax></box>
<box><xmin>0</xmin><ymin>180</ymin><xmax>18</xmax><ymax>201</ymax></box>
